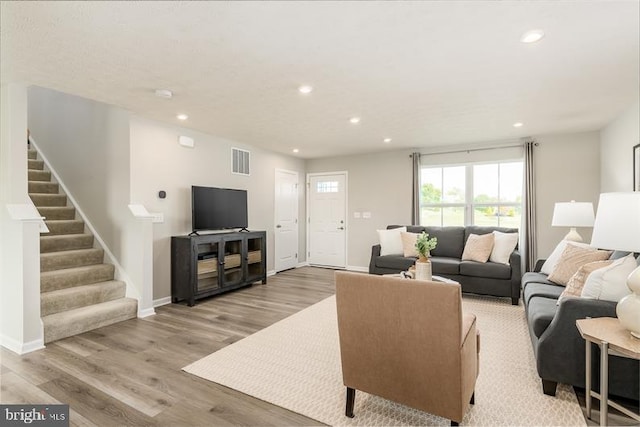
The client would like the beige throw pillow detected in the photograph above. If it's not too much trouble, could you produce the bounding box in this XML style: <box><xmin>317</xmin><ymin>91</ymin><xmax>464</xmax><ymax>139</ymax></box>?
<box><xmin>540</xmin><ymin>240</ymin><xmax>594</xmax><ymax>275</ymax></box>
<box><xmin>547</xmin><ymin>244</ymin><xmax>611</xmax><ymax>286</ymax></box>
<box><xmin>462</xmin><ymin>233</ymin><xmax>495</xmax><ymax>263</ymax></box>
<box><xmin>400</xmin><ymin>232</ymin><xmax>420</xmax><ymax>257</ymax></box>
<box><xmin>558</xmin><ymin>260</ymin><xmax>614</xmax><ymax>304</ymax></box>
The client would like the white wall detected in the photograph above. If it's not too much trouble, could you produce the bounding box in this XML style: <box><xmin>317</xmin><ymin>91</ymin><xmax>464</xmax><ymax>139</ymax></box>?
<box><xmin>532</xmin><ymin>131</ymin><xmax>601</xmax><ymax>259</ymax></box>
<box><xmin>129</xmin><ymin>117</ymin><xmax>306</xmax><ymax>300</ymax></box>
<box><xmin>600</xmin><ymin>101</ymin><xmax>640</xmax><ymax>192</ymax></box>
<box><xmin>27</xmin><ymin>87</ymin><xmax>132</xmax><ymax>262</ymax></box>
<box><xmin>306</xmin><ymin>149</ymin><xmax>414</xmax><ymax>269</ymax></box>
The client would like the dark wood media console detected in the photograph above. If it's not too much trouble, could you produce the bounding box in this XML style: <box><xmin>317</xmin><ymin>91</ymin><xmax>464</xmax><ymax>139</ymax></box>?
<box><xmin>171</xmin><ymin>230</ymin><xmax>267</xmax><ymax>306</ymax></box>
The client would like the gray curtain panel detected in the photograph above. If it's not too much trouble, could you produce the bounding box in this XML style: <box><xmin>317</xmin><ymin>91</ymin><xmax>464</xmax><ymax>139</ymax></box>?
<box><xmin>523</xmin><ymin>140</ymin><xmax>537</xmax><ymax>271</ymax></box>
<box><xmin>411</xmin><ymin>152</ymin><xmax>421</xmax><ymax>225</ymax></box>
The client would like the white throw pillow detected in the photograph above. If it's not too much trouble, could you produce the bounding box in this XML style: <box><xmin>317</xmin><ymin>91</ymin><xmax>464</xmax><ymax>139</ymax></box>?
<box><xmin>377</xmin><ymin>227</ymin><xmax>407</xmax><ymax>256</ymax></box>
<box><xmin>540</xmin><ymin>240</ymin><xmax>594</xmax><ymax>275</ymax></box>
<box><xmin>580</xmin><ymin>254</ymin><xmax>636</xmax><ymax>302</ymax></box>
<box><xmin>490</xmin><ymin>231</ymin><xmax>519</xmax><ymax>265</ymax></box>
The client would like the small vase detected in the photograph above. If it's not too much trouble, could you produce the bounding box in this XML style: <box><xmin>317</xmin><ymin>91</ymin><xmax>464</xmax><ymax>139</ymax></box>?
<box><xmin>415</xmin><ymin>258</ymin><xmax>432</xmax><ymax>281</ymax></box>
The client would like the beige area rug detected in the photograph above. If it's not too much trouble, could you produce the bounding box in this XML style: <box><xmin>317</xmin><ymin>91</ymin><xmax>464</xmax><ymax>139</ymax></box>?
<box><xmin>183</xmin><ymin>295</ymin><xmax>586</xmax><ymax>426</ymax></box>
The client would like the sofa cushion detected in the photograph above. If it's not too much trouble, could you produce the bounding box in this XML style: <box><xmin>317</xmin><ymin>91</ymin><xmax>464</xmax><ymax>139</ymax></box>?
<box><xmin>527</xmin><ymin>296</ymin><xmax>558</xmax><ymax>338</ymax></box>
<box><xmin>376</xmin><ymin>255</ymin><xmax>416</xmax><ymax>271</ymax></box>
<box><xmin>523</xmin><ymin>282</ymin><xmax>564</xmax><ymax>305</ymax></box>
<box><xmin>459</xmin><ymin>260</ymin><xmax>511</xmax><ymax>279</ymax></box>
<box><xmin>522</xmin><ymin>271</ymin><xmax>556</xmax><ymax>287</ymax></box>
<box><xmin>424</xmin><ymin>226</ymin><xmax>465</xmax><ymax>258</ymax></box>
<box><xmin>431</xmin><ymin>257</ymin><xmax>461</xmax><ymax>275</ymax></box>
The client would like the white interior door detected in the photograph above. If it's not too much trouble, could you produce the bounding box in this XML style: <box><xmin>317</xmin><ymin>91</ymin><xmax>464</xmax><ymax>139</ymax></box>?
<box><xmin>307</xmin><ymin>172</ymin><xmax>347</xmax><ymax>268</ymax></box>
<box><xmin>274</xmin><ymin>169</ymin><xmax>299</xmax><ymax>272</ymax></box>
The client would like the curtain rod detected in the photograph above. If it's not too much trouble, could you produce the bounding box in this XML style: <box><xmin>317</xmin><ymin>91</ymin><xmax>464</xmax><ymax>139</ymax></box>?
<box><xmin>412</xmin><ymin>140</ymin><xmax>537</xmax><ymax>157</ymax></box>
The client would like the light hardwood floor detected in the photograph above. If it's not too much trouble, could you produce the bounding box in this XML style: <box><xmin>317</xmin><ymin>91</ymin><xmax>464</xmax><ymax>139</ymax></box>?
<box><xmin>1</xmin><ymin>266</ymin><xmax>637</xmax><ymax>426</ymax></box>
<box><xmin>1</xmin><ymin>267</ymin><xmax>335</xmax><ymax>426</ymax></box>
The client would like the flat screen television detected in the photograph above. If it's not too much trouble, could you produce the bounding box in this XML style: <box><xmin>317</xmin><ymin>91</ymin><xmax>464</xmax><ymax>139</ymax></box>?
<box><xmin>191</xmin><ymin>186</ymin><xmax>248</xmax><ymax>232</ymax></box>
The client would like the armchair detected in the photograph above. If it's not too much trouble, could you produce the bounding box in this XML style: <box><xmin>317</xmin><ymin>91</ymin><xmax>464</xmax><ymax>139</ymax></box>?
<box><xmin>335</xmin><ymin>272</ymin><xmax>479</xmax><ymax>425</ymax></box>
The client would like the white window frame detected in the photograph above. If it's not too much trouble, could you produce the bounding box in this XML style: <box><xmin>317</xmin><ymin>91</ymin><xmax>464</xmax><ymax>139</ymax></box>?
<box><xmin>420</xmin><ymin>160</ymin><xmax>523</xmax><ymax>228</ymax></box>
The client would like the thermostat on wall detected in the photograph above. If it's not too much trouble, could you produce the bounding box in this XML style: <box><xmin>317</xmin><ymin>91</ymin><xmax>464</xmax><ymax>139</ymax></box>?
<box><xmin>178</xmin><ymin>135</ymin><xmax>194</xmax><ymax>148</ymax></box>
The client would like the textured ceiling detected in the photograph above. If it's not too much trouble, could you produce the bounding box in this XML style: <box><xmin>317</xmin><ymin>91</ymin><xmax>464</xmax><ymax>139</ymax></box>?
<box><xmin>2</xmin><ymin>1</ymin><xmax>638</xmax><ymax>158</ymax></box>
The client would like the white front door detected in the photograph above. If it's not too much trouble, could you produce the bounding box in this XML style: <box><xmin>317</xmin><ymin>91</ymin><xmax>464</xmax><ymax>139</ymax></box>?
<box><xmin>307</xmin><ymin>172</ymin><xmax>347</xmax><ymax>268</ymax></box>
<box><xmin>274</xmin><ymin>169</ymin><xmax>299</xmax><ymax>272</ymax></box>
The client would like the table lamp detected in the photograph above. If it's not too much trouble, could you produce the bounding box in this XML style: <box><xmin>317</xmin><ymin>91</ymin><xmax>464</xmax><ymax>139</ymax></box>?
<box><xmin>590</xmin><ymin>192</ymin><xmax>640</xmax><ymax>338</ymax></box>
<box><xmin>552</xmin><ymin>200</ymin><xmax>595</xmax><ymax>242</ymax></box>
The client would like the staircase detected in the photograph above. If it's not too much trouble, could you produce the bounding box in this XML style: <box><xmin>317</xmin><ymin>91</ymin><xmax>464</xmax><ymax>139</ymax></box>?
<box><xmin>28</xmin><ymin>147</ymin><xmax>137</xmax><ymax>343</ymax></box>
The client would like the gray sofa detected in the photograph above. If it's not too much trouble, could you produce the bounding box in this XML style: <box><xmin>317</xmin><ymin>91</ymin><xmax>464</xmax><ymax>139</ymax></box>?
<box><xmin>369</xmin><ymin>225</ymin><xmax>522</xmax><ymax>305</ymax></box>
<box><xmin>523</xmin><ymin>253</ymin><xmax>639</xmax><ymax>400</ymax></box>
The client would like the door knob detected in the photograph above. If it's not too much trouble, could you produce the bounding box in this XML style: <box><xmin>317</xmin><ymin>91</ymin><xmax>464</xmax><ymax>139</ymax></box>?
<box><xmin>338</xmin><ymin>226</ymin><xmax>345</xmax><ymax>230</ymax></box>
<box><xmin>276</xmin><ymin>224</ymin><xmax>282</xmax><ymax>228</ymax></box>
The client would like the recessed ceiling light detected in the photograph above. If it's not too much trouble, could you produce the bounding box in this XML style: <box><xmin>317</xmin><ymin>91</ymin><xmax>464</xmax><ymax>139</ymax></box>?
<box><xmin>520</xmin><ymin>30</ymin><xmax>545</xmax><ymax>43</ymax></box>
<box><xmin>349</xmin><ymin>117</ymin><xmax>361</xmax><ymax>124</ymax></box>
<box><xmin>383</xmin><ymin>138</ymin><xmax>392</xmax><ymax>143</ymax></box>
<box><xmin>513</xmin><ymin>122</ymin><xmax>523</xmax><ymax>128</ymax></box>
<box><xmin>177</xmin><ymin>114</ymin><xmax>188</xmax><ymax>121</ymax></box>
<box><xmin>298</xmin><ymin>85</ymin><xmax>313</xmax><ymax>94</ymax></box>
<box><xmin>292</xmin><ymin>148</ymin><xmax>299</xmax><ymax>153</ymax></box>
<box><xmin>155</xmin><ymin>89</ymin><xmax>173</xmax><ymax>99</ymax></box>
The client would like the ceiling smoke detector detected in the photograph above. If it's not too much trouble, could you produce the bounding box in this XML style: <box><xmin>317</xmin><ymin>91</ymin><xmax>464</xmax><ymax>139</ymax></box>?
<box><xmin>155</xmin><ymin>89</ymin><xmax>173</xmax><ymax>99</ymax></box>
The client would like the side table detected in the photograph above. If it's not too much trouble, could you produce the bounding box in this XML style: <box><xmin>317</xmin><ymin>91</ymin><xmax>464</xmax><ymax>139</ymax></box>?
<box><xmin>576</xmin><ymin>317</ymin><xmax>640</xmax><ymax>426</ymax></box>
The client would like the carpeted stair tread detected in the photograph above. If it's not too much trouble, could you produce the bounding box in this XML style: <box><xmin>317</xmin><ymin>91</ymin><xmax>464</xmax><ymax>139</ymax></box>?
<box><xmin>28</xmin><ymin>159</ymin><xmax>44</xmax><ymax>170</ymax></box>
<box><xmin>44</xmin><ymin>220</ymin><xmax>85</xmax><ymax>235</ymax></box>
<box><xmin>28</xmin><ymin>149</ymin><xmax>37</xmax><ymax>160</ymax></box>
<box><xmin>37</xmin><ymin>206</ymin><xmax>75</xmax><ymax>220</ymax></box>
<box><xmin>42</xmin><ymin>298</ymin><xmax>137</xmax><ymax>343</ymax></box>
<box><xmin>41</xmin><ymin>280</ymin><xmax>126</xmax><ymax>317</ymax></box>
<box><xmin>41</xmin><ymin>264</ymin><xmax>115</xmax><ymax>292</ymax></box>
<box><xmin>29</xmin><ymin>193</ymin><xmax>67</xmax><ymax>207</ymax></box>
<box><xmin>40</xmin><ymin>248</ymin><xmax>104</xmax><ymax>272</ymax></box>
<box><xmin>40</xmin><ymin>233</ymin><xmax>94</xmax><ymax>253</ymax></box>
<box><xmin>28</xmin><ymin>170</ymin><xmax>51</xmax><ymax>182</ymax></box>
<box><xmin>29</xmin><ymin>181</ymin><xmax>59</xmax><ymax>194</ymax></box>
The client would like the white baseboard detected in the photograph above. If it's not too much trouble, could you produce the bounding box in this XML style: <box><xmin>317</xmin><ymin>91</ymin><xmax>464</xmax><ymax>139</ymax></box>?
<box><xmin>138</xmin><ymin>308</ymin><xmax>156</xmax><ymax>318</ymax></box>
<box><xmin>346</xmin><ymin>265</ymin><xmax>368</xmax><ymax>272</ymax></box>
<box><xmin>153</xmin><ymin>296</ymin><xmax>172</xmax><ymax>308</ymax></box>
<box><xmin>296</xmin><ymin>262</ymin><xmax>310</xmax><ymax>268</ymax></box>
<box><xmin>267</xmin><ymin>269</ymin><xmax>276</xmax><ymax>277</ymax></box>
<box><xmin>0</xmin><ymin>335</ymin><xmax>45</xmax><ymax>355</ymax></box>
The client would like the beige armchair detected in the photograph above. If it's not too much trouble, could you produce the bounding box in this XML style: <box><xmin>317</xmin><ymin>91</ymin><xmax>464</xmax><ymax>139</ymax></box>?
<box><xmin>335</xmin><ymin>271</ymin><xmax>479</xmax><ymax>426</ymax></box>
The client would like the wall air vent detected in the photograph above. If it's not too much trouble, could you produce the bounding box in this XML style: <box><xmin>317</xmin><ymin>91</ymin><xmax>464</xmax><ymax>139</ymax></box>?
<box><xmin>232</xmin><ymin>147</ymin><xmax>250</xmax><ymax>176</ymax></box>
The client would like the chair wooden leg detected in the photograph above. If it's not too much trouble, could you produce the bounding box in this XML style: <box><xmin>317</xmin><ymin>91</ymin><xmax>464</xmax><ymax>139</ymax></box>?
<box><xmin>470</xmin><ymin>392</ymin><xmax>475</xmax><ymax>405</ymax></box>
<box><xmin>345</xmin><ymin>387</ymin><xmax>355</xmax><ymax>418</ymax></box>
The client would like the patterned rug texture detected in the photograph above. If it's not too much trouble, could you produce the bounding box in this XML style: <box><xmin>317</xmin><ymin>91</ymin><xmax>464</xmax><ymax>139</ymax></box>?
<box><xmin>183</xmin><ymin>295</ymin><xmax>586</xmax><ymax>426</ymax></box>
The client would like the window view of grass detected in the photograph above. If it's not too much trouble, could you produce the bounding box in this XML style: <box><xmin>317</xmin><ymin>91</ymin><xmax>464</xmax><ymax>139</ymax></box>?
<box><xmin>420</xmin><ymin>161</ymin><xmax>523</xmax><ymax>229</ymax></box>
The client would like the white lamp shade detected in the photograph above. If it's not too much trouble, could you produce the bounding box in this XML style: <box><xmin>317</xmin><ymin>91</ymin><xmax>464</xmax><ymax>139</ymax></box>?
<box><xmin>551</xmin><ymin>201</ymin><xmax>595</xmax><ymax>227</ymax></box>
<box><xmin>590</xmin><ymin>192</ymin><xmax>640</xmax><ymax>252</ymax></box>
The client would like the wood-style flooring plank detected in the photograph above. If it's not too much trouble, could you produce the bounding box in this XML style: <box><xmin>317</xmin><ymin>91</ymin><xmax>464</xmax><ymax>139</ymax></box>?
<box><xmin>1</xmin><ymin>267</ymin><xmax>335</xmax><ymax>426</ymax></box>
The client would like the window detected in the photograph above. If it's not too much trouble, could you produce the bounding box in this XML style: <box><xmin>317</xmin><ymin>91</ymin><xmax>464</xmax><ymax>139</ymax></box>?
<box><xmin>316</xmin><ymin>181</ymin><xmax>339</xmax><ymax>193</ymax></box>
<box><xmin>420</xmin><ymin>161</ymin><xmax>523</xmax><ymax>228</ymax></box>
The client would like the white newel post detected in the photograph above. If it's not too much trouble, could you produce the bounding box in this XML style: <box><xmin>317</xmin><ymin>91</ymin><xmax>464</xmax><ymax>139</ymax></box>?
<box><xmin>1</xmin><ymin>206</ymin><xmax>47</xmax><ymax>353</ymax></box>
<box><xmin>127</xmin><ymin>204</ymin><xmax>155</xmax><ymax>317</ymax></box>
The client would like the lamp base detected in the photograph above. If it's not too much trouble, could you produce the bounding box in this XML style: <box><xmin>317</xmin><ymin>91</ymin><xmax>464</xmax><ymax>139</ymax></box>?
<box><xmin>563</xmin><ymin>228</ymin><xmax>583</xmax><ymax>242</ymax></box>
<box><xmin>616</xmin><ymin>265</ymin><xmax>640</xmax><ymax>339</ymax></box>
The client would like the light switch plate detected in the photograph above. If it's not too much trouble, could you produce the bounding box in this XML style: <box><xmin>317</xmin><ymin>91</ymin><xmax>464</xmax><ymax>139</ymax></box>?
<box><xmin>353</xmin><ymin>212</ymin><xmax>361</xmax><ymax>219</ymax></box>
<box><xmin>362</xmin><ymin>212</ymin><xmax>372</xmax><ymax>219</ymax></box>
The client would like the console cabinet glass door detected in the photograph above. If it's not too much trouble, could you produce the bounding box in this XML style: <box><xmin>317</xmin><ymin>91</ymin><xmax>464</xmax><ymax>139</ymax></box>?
<box><xmin>221</xmin><ymin>236</ymin><xmax>244</xmax><ymax>287</ymax></box>
<box><xmin>195</xmin><ymin>239</ymin><xmax>221</xmax><ymax>294</ymax></box>
<box><xmin>246</xmin><ymin>234</ymin><xmax>266</xmax><ymax>283</ymax></box>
